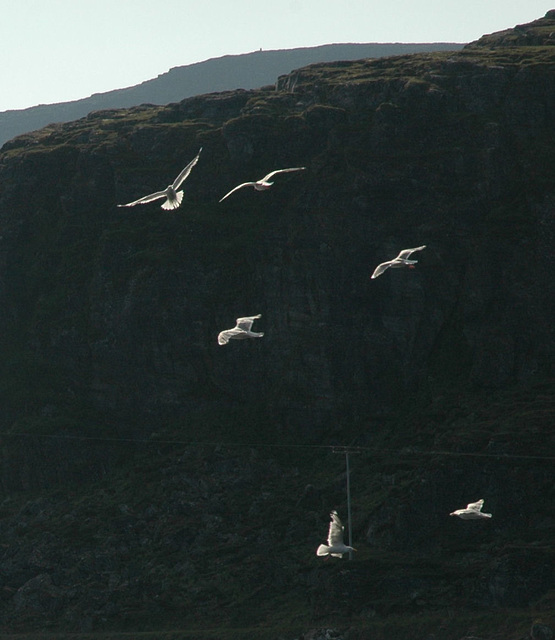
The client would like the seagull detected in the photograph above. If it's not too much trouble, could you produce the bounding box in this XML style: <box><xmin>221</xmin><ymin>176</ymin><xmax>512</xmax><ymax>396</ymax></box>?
<box><xmin>316</xmin><ymin>510</ymin><xmax>357</xmax><ymax>558</ymax></box>
<box><xmin>371</xmin><ymin>245</ymin><xmax>426</xmax><ymax>279</ymax></box>
<box><xmin>117</xmin><ymin>148</ymin><xmax>202</xmax><ymax>210</ymax></box>
<box><xmin>219</xmin><ymin>167</ymin><xmax>306</xmax><ymax>202</ymax></box>
<box><xmin>450</xmin><ymin>499</ymin><xmax>492</xmax><ymax>520</ymax></box>
<box><xmin>217</xmin><ymin>314</ymin><xmax>264</xmax><ymax>346</ymax></box>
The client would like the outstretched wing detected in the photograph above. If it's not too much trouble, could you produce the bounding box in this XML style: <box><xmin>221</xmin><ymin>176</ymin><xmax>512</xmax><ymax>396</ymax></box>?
<box><xmin>219</xmin><ymin>182</ymin><xmax>256</xmax><ymax>202</ymax></box>
<box><xmin>327</xmin><ymin>510</ymin><xmax>345</xmax><ymax>546</ymax></box>
<box><xmin>117</xmin><ymin>190</ymin><xmax>168</xmax><ymax>207</ymax></box>
<box><xmin>218</xmin><ymin>327</ymin><xmax>244</xmax><ymax>345</ymax></box>
<box><xmin>235</xmin><ymin>314</ymin><xmax>261</xmax><ymax>331</ymax></box>
<box><xmin>466</xmin><ymin>499</ymin><xmax>484</xmax><ymax>512</ymax></box>
<box><xmin>172</xmin><ymin>147</ymin><xmax>202</xmax><ymax>190</ymax></box>
<box><xmin>371</xmin><ymin>261</ymin><xmax>393</xmax><ymax>279</ymax></box>
<box><xmin>262</xmin><ymin>167</ymin><xmax>306</xmax><ymax>181</ymax></box>
<box><xmin>396</xmin><ymin>245</ymin><xmax>426</xmax><ymax>260</ymax></box>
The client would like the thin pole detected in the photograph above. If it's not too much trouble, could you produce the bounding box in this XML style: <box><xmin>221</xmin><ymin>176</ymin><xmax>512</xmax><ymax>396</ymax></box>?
<box><xmin>345</xmin><ymin>450</ymin><xmax>353</xmax><ymax>560</ymax></box>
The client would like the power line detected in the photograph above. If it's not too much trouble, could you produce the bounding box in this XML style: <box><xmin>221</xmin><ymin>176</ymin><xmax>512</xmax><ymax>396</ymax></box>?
<box><xmin>1</xmin><ymin>430</ymin><xmax>554</xmax><ymax>461</ymax></box>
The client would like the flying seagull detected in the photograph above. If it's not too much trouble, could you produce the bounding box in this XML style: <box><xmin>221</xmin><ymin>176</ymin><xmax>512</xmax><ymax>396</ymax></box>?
<box><xmin>217</xmin><ymin>314</ymin><xmax>264</xmax><ymax>346</ymax></box>
<box><xmin>117</xmin><ymin>148</ymin><xmax>202</xmax><ymax>210</ymax></box>
<box><xmin>371</xmin><ymin>245</ymin><xmax>426</xmax><ymax>279</ymax></box>
<box><xmin>450</xmin><ymin>499</ymin><xmax>492</xmax><ymax>520</ymax></box>
<box><xmin>219</xmin><ymin>167</ymin><xmax>306</xmax><ymax>202</ymax></box>
<box><xmin>316</xmin><ymin>510</ymin><xmax>357</xmax><ymax>558</ymax></box>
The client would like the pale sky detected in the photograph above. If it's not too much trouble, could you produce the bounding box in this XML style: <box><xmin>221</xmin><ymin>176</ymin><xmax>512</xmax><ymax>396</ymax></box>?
<box><xmin>0</xmin><ymin>1</ymin><xmax>552</xmax><ymax>112</ymax></box>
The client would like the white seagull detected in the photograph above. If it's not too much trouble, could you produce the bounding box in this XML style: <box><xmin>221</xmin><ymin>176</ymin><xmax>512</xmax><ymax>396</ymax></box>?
<box><xmin>117</xmin><ymin>148</ymin><xmax>202</xmax><ymax>210</ymax></box>
<box><xmin>371</xmin><ymin>245</ymin><xmax>426</xmax><ymax>279</ymax></box>
<box><xmin>316</xmin><ymin>510</ymin><xmax>357</xmax><ymax>558</ymax></box>
<box><xmin>450</xmin><ymin>499</ymin><xmax>492</xmax><ymax>520</ymax></box>
<box><xmin>219</xmin><ymin>167</ymin><xmax>306</xmax><ymax>202</ymax></box>
<box><xmin>217</xmin><ymin>314</ymin><xmax>264</xmax><ymax>346</ymax></box>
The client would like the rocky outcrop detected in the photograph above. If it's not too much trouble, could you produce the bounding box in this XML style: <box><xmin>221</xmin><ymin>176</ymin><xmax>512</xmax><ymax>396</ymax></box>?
<box><xmin>0</xmin><ymin>43</ymin><xmax>464</xmax><ymax>148</ymax></box>
<box><xmin>469</xmin><ymin>10</ymin><xmax>555</xmax><ymax>48</ymax></box>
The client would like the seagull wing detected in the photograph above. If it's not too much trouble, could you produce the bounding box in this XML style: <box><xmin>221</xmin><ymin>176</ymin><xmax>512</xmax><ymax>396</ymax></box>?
<box><xmin>117</xmin><ymin>189</ymin><xmax>169</xmax><ymax>207</ymax></box>
<box><xmin>172</xmin><ymin>147</ymin><xmax>202</xmax><ymax>190</ymax></box>
<box><xmin>371</xmin><ymin>261</ymin><xmax>393</xmax><ymax>279</ymax></box>
<box><xmin>218</xmin><ymin>327</ymin><xmax>244</xmax><ymax>345</ymax></box>
<box><xmin>327</xmin><ymin>511</ymin><xmax>345</xmax><ymax>546</ymax></box>
<box><xmin>396</xmin><ymin>245</ymin><xmax>426</xmax><ymax>260</ymax></box>
<box><xmin>219</xmin><ymin>182</ymin><xmax>257</xmax><ymax>202</ymax></box>
<box><xmin>466</xmin><ymin>499</ymin><xmax>485</xmax><ymax>512</ymax></box>
<box><xmin>262</xmin><ymin>167</ymin><xmax>306</xmax><ymax>181</ymax></box>
<box><xmin>235</xmin><ymin>314</ymin><xmax>261</xmax><ymax>331</ymax></box>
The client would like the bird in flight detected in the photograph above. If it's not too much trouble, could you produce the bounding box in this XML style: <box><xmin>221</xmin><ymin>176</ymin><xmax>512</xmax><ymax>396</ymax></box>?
<box><xmin>219</xmin><ymin>167</ymin><xmax>305</xmax><ymax>202</ymax></box>
<box><xmin>217</xmin><ymin>314</ymin><xmax>264</xmax><ymax>346</ymax></box>
<box><xmin>449</xmin><ymin>499</ymin><xmax>492</xmax><ymax>520</ymax></box>
<box><xmin>118</xmin><ymin>148</ymin><xmax>202</xmax><ymax>210</ymax></box>
<box><xmin>316</xmin><ymin>510</ymin><xmax>357</xmax><ymax>558</ymax></box>
<box><xmin>371</xmin><ymin>245</ymin><xmax>426</xmax><ymax>279</ymax></box>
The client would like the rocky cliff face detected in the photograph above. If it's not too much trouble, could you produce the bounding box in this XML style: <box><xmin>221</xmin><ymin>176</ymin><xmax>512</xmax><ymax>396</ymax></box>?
<box><xmin>0</xmin><ymin>43</ymin><xmax>464</xmax><ymax>149</ymax></box>
<box><xmin>2</xmin><ymin>40</ymin><xmax>554</xmax><ymax>439</ymax></box>
<box><xmin>0</xmin><ymin>13</ymin><xmax>553</xmax><ymax>639</ymax></box>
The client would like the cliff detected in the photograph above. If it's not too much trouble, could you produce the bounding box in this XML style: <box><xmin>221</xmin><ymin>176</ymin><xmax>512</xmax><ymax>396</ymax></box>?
<box><xmin>0</xmin><ymin>42</ymin><xmax>463</xmax><ymax>148</ymax></box>
<box><xmin>0</xmin><ymin>12</ymin><xmax>553</xmax><ymax>639</ymax></box>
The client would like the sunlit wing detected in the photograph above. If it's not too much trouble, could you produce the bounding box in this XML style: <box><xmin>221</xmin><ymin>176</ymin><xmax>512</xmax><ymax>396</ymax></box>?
<box><xmin>218</xmin><ymin>327</ymin><xmax>244</xmax><ymax>345</ymax></box>
<box><xmin>396</xmin><ymin>245</ymin><xmax>426</xmax><ymax>260</ymax></box>
<box><xmin>466</xmin><ymin>499</ymin><xmax>484</xmax><ymax>511</ymax></box>
<box><xmin>117</xmin><ymin>190</ymin><xmax>168</xmax><ymax>207</ymax></box>
<box><xmin>327</xmin><ymin>511</ymin><xmax>345</xmax><ymax>546</ymax></box>
<box><xmin>262</xmin><ymin>167</ymin><xmax>306</xmax><ymax>181</ymax></box>
<box><xmin>371</xmin><ymin>261</ymin><xmax>393</xmax><ymax>279</ymax></box>
<box><xmin>172</xmin><ymin>147</ymin><xmax>202</xmax><ymax>190</ymax></box>
<box><xmin>219</xmin><ymin>182</ymin><xmax>256</xmax><ymax>202</ymax></box>
<box><xmin>235</xmin><ymin>314</ymin><xmax>261</xmax><ymax>331</ymax></box>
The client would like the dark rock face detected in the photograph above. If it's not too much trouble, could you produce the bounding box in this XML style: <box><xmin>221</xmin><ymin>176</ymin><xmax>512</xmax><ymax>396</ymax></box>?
<box><xmin>0</xmin><ymin>15</ymin><xmax>553</xmax><ymax>637</ymax></box>
<box><xmin>14</xmin><ymin>573</ymin><xmax>64</xmax><ymax>615</ymax></box>
<box><xmin>531</xmin><ymin>623</ymin><xmax>554</xmax><ymax>640</ymax></box>
<box><xmin>2</xmin><ymin>46</ymin><xmax>554</xmax><ymax>439</ymax></box>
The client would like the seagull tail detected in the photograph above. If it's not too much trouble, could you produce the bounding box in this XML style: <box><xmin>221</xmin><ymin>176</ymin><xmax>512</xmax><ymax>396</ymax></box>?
<box><xmin>161</xmin><ymin>191</ymin><xmax>184</xmax><ymax>210</ymax></box>
<box><xmin>316</xmin><ymin>544</ymin><xmax>330</xmax><ymax>556</ymax></box>
<box><xmin>482</xmin><ymin>513</ymin><xmax>493</xmax><ymax>518</ymax></box>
